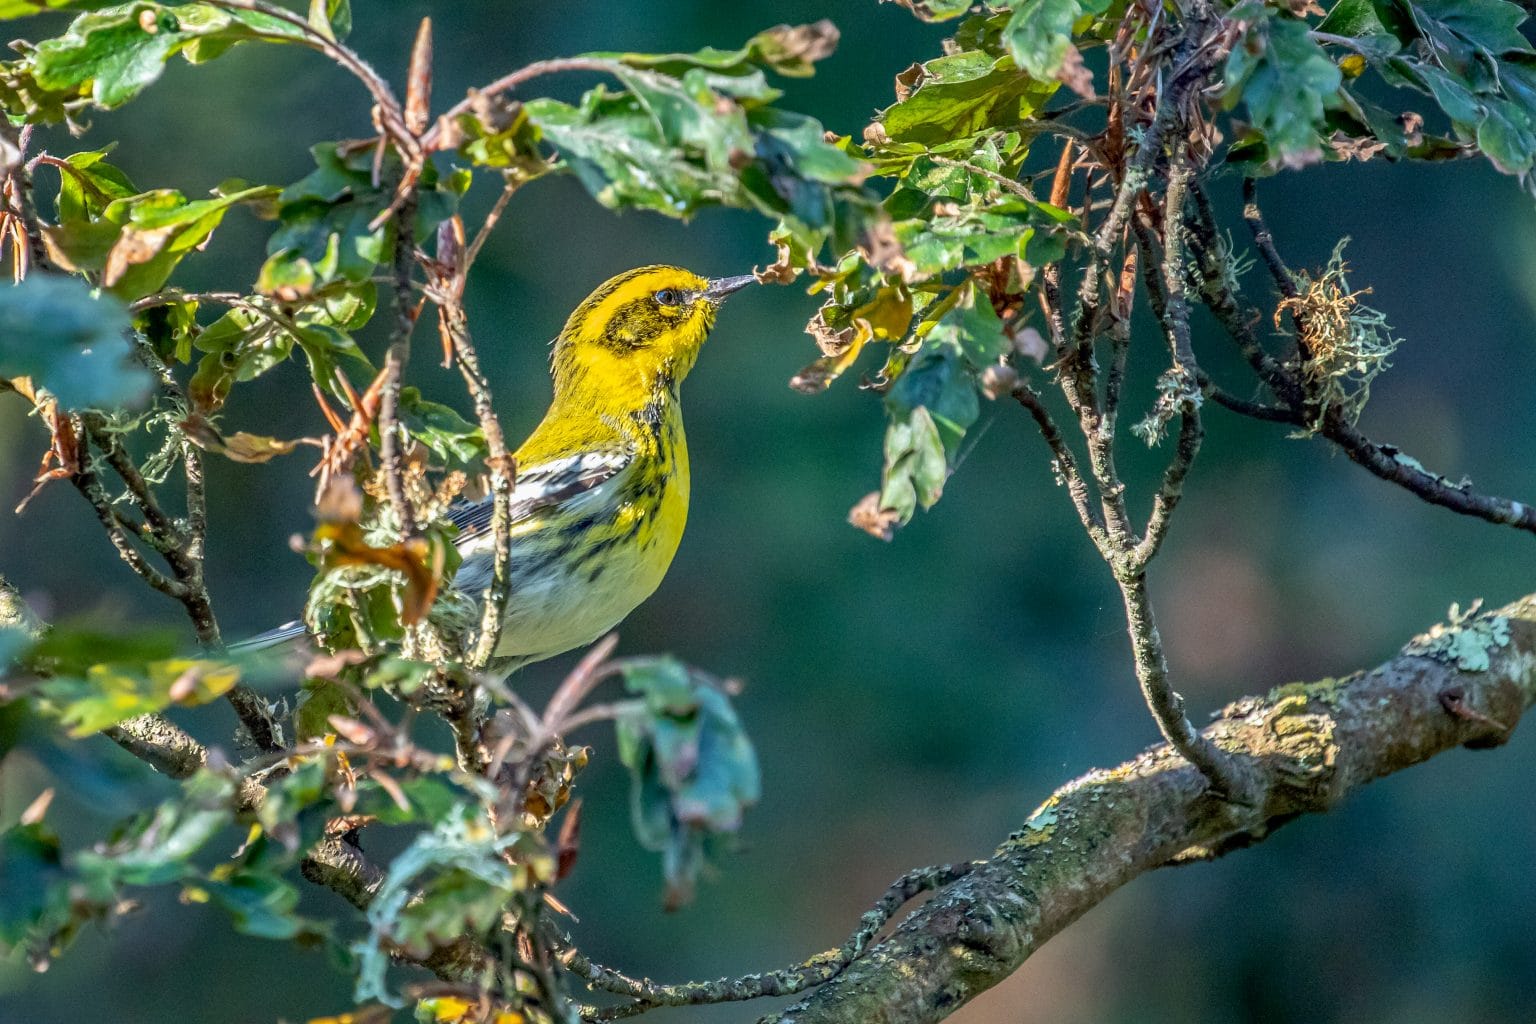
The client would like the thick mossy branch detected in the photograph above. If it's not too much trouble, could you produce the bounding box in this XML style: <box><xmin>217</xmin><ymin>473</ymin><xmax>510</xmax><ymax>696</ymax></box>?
<box><xmin>763</xmin><ymin>594</ymin><xmax>1536</xmax><ymax>1024</ymax></box>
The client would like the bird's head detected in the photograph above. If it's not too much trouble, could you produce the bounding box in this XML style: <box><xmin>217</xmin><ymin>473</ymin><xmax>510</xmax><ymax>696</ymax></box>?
<box><xmin>550</xmin><ymin>265</ymin><xmax>754</xmax><ymax>407</ymax></box>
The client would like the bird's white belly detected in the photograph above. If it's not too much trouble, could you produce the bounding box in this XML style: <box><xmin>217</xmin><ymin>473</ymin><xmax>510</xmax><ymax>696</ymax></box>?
<box><xmin>490</xmin><ymin>538</ymin><xmax>668</xmax><ymax>664</ymax></box>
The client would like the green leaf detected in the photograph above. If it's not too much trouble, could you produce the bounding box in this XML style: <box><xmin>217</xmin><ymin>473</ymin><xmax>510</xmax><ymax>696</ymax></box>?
<box><xmin>204</xmin><ymin>869</ymin><xmax>316</xmax><ymax>940</ymax></box>
<box><xmin>0</xmin><ymin>1</ymin><xmax>117</xmax><ymax>18</ymax></box>
<box><xmin>927</xmin><ymin>280</ymin><xmax>1008</xmax><ymax>365</ymax></box>
<box><xmin>616</xmin><ymin>659</ymin><xmax>759</xmax><ymax>908</ymax></box>
<box><xmin>1317</xmin><ymin>0</ymin><xmax>1397</xmax><ymax>41</ymax></box>
<box><xmin>75</xmin><ymin>770</ymin><xmax>234</xmax><ymax>887</ymax></box>
<box><xmin>1399</xmin><ymin>0</ymin><xmax>1530</xmax><ymax>77</ymax></box>
<box><xmin>590</xmin><ymin>19</ymin><xmax>840</xmax><ymax>80</ymax></box>
<box><xmin>0</xmin><ymin>274</ymin><xmax>151</xmax><ymax>410</ymax></box>
<box><xmin>50</xmin><ymin>183</ymin><xmax>277</xmax><ymax>300</ymax></box>
<box><xmin>1002</xmin><ymin>0</ymin><xmax>1112</xmax><ymax>81</ymax></box>
<box><xmin>863</xmin><ymin>341</ymin><xmax>985</xmax><ymax>535</ymax></box>
<box><xmin>306</xmin><ymin>0</ymin><xmax>349</xmax><ymax>41</ymax></box>
<box><xmin>391</xmin><ymin>865</ymin><xmax>511</xmax><ymax>957</ymax></box>
<box><xmin>0</xmin><ymin>822</ymin><xmax>67</xmax><ymax>948</ymax></box>
<box><xmin>453</xmin><ymin>101</ymin><xmax>551</xmax><ymax>183</ymax></box>
<box><xmin>885</xmin><ymin>0</ymin><xmax>974</xmax><ymax>21</ymax></box>
<box><xmin>396</xmin><ymin>388</ymin><xmax>486</xmax><ymax>469</ymax></box>
<box><xmin>894</xmin><ymin>196</ymin><xmax>1061</xmax><ymax>277</ymax></box>
<box><xmin>355</xmin><ymin>810</ymin><xmax>546</xmax><ymax>1004</ymax></box>
<box><xmin>1222</xmin><ymin>15</ymin><xmax>1344</xmax><ymax>168</ymax></box>
<box><xmin>352</xmin><ymin>776</ymin><xmax>464</xmax><ymax>827</ymax></box>
<box><xmin>888</xmin><ymin>342</ymin><xmax>983</xmax><ymax>451</ymax></box>
<box><xmin>879</xmin><ymin>405</ymin><xmax>948</xmax><ymax>521</ymax></box>
<box><xmin>260</xmin><ymin>143</ymin><xmax>393</xmax><ymax>297</ymax></box>
<box><xmin>880</xmin><ymin>51</ymin><xmax>1059</xmax><ymax>146</ymax></box>
<box><xmin>527</xmin><ymin>87</ymin><xmax>740</xmax><ymax>217</ymax></box>
<box><xmin>134</xmin><ymin>294</ymin><xmax>198</xmax><ymax>364</ymax></box>
<box><xmin>255</xmin><ymin>756</ymin><xmax>328</xmax><ymax>843</ymax></box>
<box><xmin>30</xmin><ymin>2</ymin><xmax>308</xmax><ymax>110</ymax></box>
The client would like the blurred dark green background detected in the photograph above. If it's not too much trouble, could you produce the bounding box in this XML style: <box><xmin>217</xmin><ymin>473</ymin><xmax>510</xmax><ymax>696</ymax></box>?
<box><xmin>3</xmin><ymin>2</ymin><xmax>1536</xmax><ymax>1022</ymax></box>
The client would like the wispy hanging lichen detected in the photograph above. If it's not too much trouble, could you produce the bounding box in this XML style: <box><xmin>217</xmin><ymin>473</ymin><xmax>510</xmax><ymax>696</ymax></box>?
<box><xmin>1279</xmin><ymin>238</ymin><xmax>1399</xmax><ymax>434</ymax></box>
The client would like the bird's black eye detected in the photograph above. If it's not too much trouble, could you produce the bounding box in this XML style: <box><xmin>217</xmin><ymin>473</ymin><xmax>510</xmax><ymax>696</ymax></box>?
<box><xmin>654</xmin><ymin>288</ymin><xmax>681</xmax><ymax>307</ymax></box>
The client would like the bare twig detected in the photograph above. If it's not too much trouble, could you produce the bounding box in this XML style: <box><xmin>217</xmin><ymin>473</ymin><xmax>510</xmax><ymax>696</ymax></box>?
<box><xmin>1195</xmin><ymin>183</ymin><xmax>1536</xmax><ymax>537</ymax></box>
<box><xmin>463</xmin><ymin>178</ymin><xmax>519</xmax><ymax>275</ymax></box>
<box><xmin>378</xmin><ymin>190</ymin><xmax>421</xmax><ymax>538</ymax></box>
<box><xmin>439</xmin><ymin>299</ymin><xmax>516</xmax><ymax>671</ymax></box>
<box><xmin>202</xmin><ymin>0</ymin><xmax>416</xmax><ymax>154</ymax></box>
<box><xmin>1009</xmin><ymin>384</ymin><xmax>1109</xmax><ymax>549</ymax></box>
<box><xmin>559</xmin><ymin>862</ymin><xmax>978</xmax><ymax>1021</ymax></box>
<box><xmin>1241</xmin><ymin>177</ymin><xmax>1298</xmax><ymax>300</ymax></box>
<box><xmin>425</xmin><ymin>58</ymin><xmax>621</xmax><ymax>151</ymax></box>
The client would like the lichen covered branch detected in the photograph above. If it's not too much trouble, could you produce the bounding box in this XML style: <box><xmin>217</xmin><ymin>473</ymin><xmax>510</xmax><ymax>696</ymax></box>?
<box><xmin>762</xmin><ymin>594</ymin><xmax>1536</xmax><ymax>1024</ymax></box>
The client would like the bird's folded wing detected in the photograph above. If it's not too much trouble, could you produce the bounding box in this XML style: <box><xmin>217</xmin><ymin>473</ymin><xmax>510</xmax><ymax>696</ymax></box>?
<box><xmin>444</xmin><ymin>448</ymin><xmax>633</xmax><ymax>542</ymax></box>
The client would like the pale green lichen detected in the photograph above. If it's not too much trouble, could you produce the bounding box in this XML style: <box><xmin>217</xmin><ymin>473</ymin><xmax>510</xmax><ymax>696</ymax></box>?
<box><xmin>1282</xmin><ymin>238</ymin><xmax>1399</xmax><ymax>434</ymax></box>
<box><xmin>1266</xmin><ymin>675</ymin><xmax>1349</xmax><ymax>708</ymax></box>
<box><xmin>1405</xmin><ymin>601</ymin><xmax>1511</xmax><ymax>672</ymax></box>
<box><xmin>1021</xmin><ymin>799</ymin><xmax>1059</xmax><ymax>847</ymax></box>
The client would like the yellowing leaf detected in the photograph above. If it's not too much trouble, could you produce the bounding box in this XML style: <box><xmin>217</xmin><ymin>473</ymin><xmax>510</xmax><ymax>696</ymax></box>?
<box><xmin>41</xmin><ymin>657</ymin><xmax>242</xmax><ymax>736</ymax></box>
<box><xmin>789</xmin><ymin>319</ymin><xmax>870</xmax><ymax>394</ymax></box>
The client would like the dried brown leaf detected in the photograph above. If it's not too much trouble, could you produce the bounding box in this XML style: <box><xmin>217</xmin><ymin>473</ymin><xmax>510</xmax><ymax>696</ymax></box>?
<box><xmin>759</xmin><ymin>19</ymin><xmax>840</xmax><ymax>72</ymax></box>
<box><xmin>556</xmin><ymin>798</ymin><xmax>583</xmax><ymax>881</ymax></box>
<box><xmin>848</xmin><ymin>490</ymin><xmax>901</xmax><ymax>541</ymax></box>
<box><xmin>1057</xmin><ymin>44</ymin><xmax>1096</xmax><ymax>99</ymax></box>
<box><xmin>102</xmin><ymin>225</ymin><xmax>176</xmax><ymax>287</ymax></box>
<box><xmin>405</xmin><ymin>18</ymin><xmax>434</xmax><ymax>135</ymax></box>
<box><xmin>19</xmin><ymin>788</ymin><xmax>54</xmax><ymax>826</ymax></box>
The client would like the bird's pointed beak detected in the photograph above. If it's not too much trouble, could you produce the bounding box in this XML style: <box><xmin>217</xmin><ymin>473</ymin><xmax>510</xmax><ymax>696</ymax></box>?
<box><xmin>703</xmin><ymin>274</ymin><xmax>757</xmax><ymax>304</ymax></box>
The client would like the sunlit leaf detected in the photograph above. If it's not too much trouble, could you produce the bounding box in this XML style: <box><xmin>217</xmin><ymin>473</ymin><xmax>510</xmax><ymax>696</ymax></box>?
<box><xmin>30</xmin><ymin>2</ymin><xmax>309</xmax><ymax>109</ymax></box>
<box><xmin>38</xmin><ymin>656</ymin><xmax>242</xmax><ymax>735</ymax></box>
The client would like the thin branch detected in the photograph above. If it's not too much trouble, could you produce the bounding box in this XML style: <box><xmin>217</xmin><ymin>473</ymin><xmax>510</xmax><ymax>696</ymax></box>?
<box><xmin>1200</xmin><ymin>378</ymin><xmax>1296</xmax><ymax>422</ymax></box>
<box><xmin>1241</xmin><ymin>177</ymin><xmax>1298</xmax><ymax>300</ymax></box>
<box><xmin>1320</xmin><ymin>414</ymin><xmax>1536</xmax><ymax>533</ymax></box>
<box><xmin>928</xmin><ymin>156</ymin><xmax>1039</xmax><ymax>202</ymax></box>
<box><xmin>1185</xmin><ymin>186</ymin><xmax>1301</xmax><ymax>406</ymax></box>
<box><xmin>1115</xmin><ymin>571</ymin><xmax>1248</xmax><ymax>799</ymax></box>
<box><xmin>462</xmin><ymin>177</ymin><xmax>519</xmax><ymax>275</ymax></box>
<box><xmin>201</xmin><ymin>0</ymin><xmax>416</xmax><ymax>154</ymax></box>
<box><xmin>1133</xmin><ymin>410</ymin><xmax>1201</xmax><ymax>566</ymax></box>
<box><xmin>378</xmin><ymin>190</ymin><xmax>421</xmax><ymax>538</ymax></box>
<box><xmin>75</xmin><ymin>416</ymin><xmax>282</xmax><ymax>749</ymax></box>
<box><xmin>763</xmin><ymin>594</ymin><xmax>1536</xmax><ymax>1024</ymax></box>
<box><xmin>442</xmin><ymin>301</ymin><xmax>515</xmax><ymax>671</ymax></box>
<box><xmin>69</xmin><ymin>453</ymin><xmax>185</xmax><ymax>599</ymax></box>
<box><xmin>1009</xmin><ymin>384</ymin><xmax>1109</xmax><ymax>549</ymax></box>
<box><xmin>1130</xmin><ymin>158</ymin><xmax>1204</xmax><ymax>570</ymax></box>
<box><xmin>425</xmin><ymin>58</ymin><xmax>621</xmax><ymax>151</ymax></box>
<box><xmin>1195</xmin><ymin>184</ymin><xmax>1536</xmax><ymax>537</ymax></box>
<box><xmin>559</xmin><ymin>862</ymin><xmax>978</xmax><ymax>1021</ymax></box>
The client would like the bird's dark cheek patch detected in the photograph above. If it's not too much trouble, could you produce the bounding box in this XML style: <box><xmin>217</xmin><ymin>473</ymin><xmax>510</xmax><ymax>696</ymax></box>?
<box><xmin>599</xmin><ymin>298</ymin><xmax>667</xmax><ymax>352</ymax></box>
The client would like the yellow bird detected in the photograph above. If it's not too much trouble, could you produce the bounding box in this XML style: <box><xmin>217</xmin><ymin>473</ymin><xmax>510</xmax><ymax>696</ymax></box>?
<box><xmin>244</xmin><ymin>266</ymin><xmax>755</xmax><ymax>667</ymax></box>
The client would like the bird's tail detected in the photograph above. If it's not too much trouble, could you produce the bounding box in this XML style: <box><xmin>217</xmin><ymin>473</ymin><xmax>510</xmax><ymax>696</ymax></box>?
<box><xmin>227</xmin><ymin>619</ymin><xmax>308</xmax><ymax>652</ymax></box>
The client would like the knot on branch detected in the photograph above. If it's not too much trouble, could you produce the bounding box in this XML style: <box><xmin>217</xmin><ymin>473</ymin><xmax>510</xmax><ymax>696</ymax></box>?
<box><xmin>923</xmin><ymin>881</ymin><xmax>1034</xmax><ymax>992</ymax></box>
